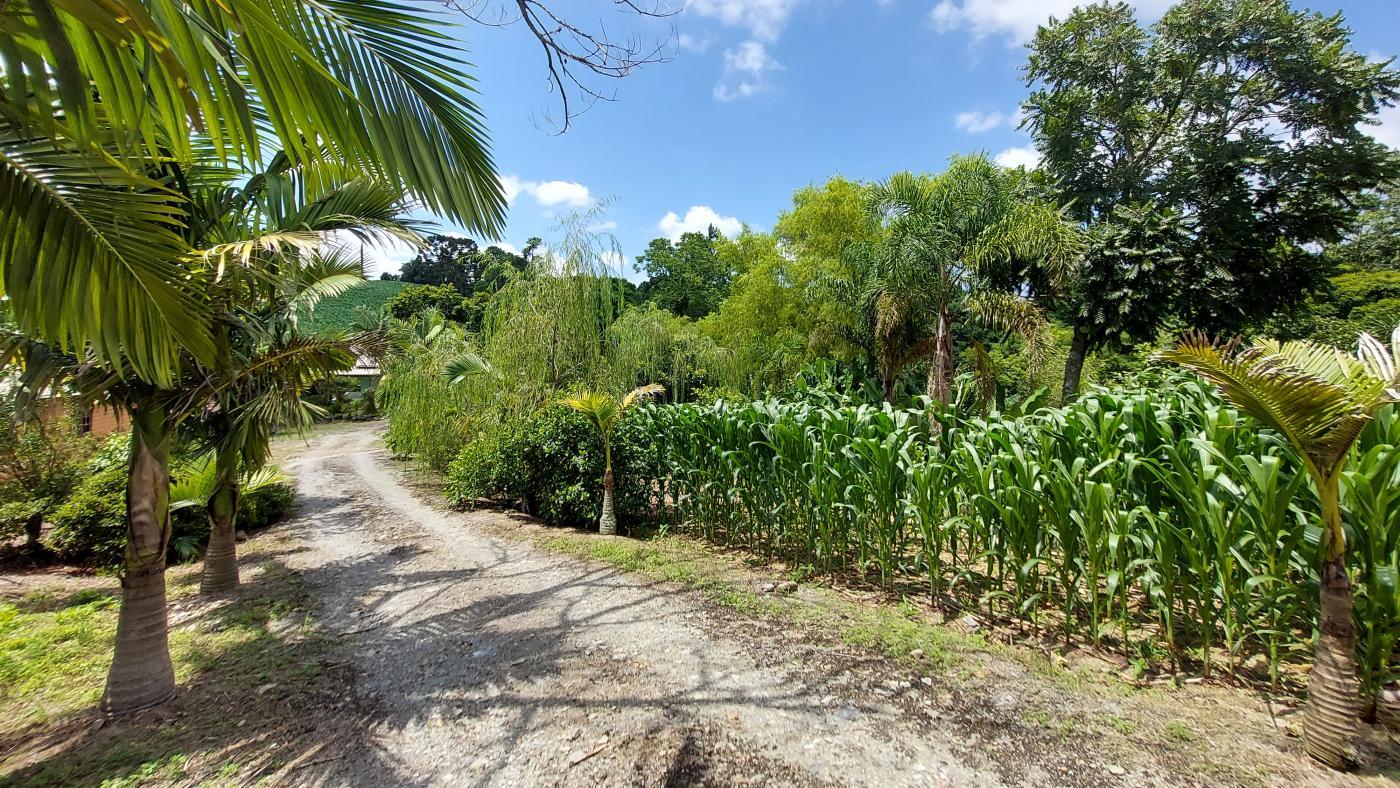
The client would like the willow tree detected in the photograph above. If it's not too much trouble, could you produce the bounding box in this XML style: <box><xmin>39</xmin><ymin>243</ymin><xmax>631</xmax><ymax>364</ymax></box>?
<box><xmin>1162</xmin><ymin>328</ymin><xmax>1399</xmax><ymax>770</ymax></box>
<box><xmin>1</xmin><ymin>1</ymin><xmax>502</xmax><ymax>713</ymax></box>
<box><xmin>850</xmin><ymin>156</ymin><xmax>1080</xmax><ymax>404</ymax></box>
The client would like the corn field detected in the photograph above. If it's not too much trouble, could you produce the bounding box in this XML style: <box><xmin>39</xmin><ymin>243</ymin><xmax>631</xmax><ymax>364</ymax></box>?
<box><xmin>634</xmin><ymin>382</ymin><xmax>1400</xmax><ymax>694</ymax></box>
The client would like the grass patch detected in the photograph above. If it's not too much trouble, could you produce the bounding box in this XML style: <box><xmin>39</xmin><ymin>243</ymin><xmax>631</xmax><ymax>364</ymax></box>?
<box><xmin>1163</xmin><ymin>719</ymin><xmax>1198</xmax><ymax>742</ymax></box>
<box><xmin>0</xmin><ymin>535</ymin><xmax>346</xmax><ymax>787</ymax></box>
<box><xmin>529</xmin><ymin>530</ymin><xmax>984</xmax><ymax>671</ymax></box>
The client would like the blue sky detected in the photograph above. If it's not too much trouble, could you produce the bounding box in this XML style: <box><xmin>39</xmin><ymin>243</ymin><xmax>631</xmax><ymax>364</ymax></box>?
<box><xmin>363</xmin><ymin>0</ymin><xmax>1400</xmax><ymax>280</ymax></box>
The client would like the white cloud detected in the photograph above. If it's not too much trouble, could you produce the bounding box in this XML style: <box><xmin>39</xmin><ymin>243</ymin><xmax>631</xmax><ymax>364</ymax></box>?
<box><xmin>688</xmin><ymin>0</ymin><xmax>801</xmax><ymax>42</ymax></box>
<box><xmin>1370</xmin><ymin>104</ymin><xmax>1400</xmax><ymax>150</ymax></box>
<box><xmin>993</xmin><ymin>146</ymin><xmax>1042</xmax><ymax>170</ymax></box>
<box><xmin>658</xmin><ymin>206</ymin><xmax>743</xmax><ymax>240</ymax></box>
<box><xmin>588</xmin><ymin>220</ymin><xmax>619</xmax><ymax>232</ymax></box>
<box><xmin>487</xmin><ymin>242</ymin><xmax>521</xmax><ymax>256</ymax></box>
<box><xmin>955</xmin><ymin>109</ymin><xmax>1021</xmax><ymax>133</ymax></box>
<box><xmin>929</xmin><ymin>0</ymin><xmax>1172</xmax><ymax>44</ymax></box>
<box><xmin>715</xmin><ymin>40</ymin><xmax>782</xmax><ymax>101</ymax></box>
<box><xmin>678</xmin><ymin>33</ymin><xmax>712</xmax><ymax>52</ymax></box>
<box><xmin>500</xmin><ymin>175</ymin><xmax>595</xmax><ymax>209</ymax></box>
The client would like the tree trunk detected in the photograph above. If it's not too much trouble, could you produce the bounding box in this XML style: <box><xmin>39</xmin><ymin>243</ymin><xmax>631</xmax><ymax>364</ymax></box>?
<box><xmin>102</xmin><ymin>404</ymin><xmax>176</xmax><ymax>714</ymax></box>
<box><xmin>882</xmin><ymin>373</ymin><xmax>897</xmax><ymax>404</ymax></box>
<box><xmin>23</xmin><ymin>512</ymin><xmax>42</xmax><ymax>551</ymax></box>
<box><xmin>598</xmin><ymin>465</ymin><xmax>618</xmax><ymax>536</ymax></box>
<box><xmin>1061</xmin><ymin>320</ymin><xmax>1090</xmax><ymax>404</ymax></box>
<box><xmin>200</xmin><ymin>444</ymin><xmax>241</xmax><ymax>594</ymax></box>
<box><xmin>927</xmin><ymin>304</ymin><xmax>955</xmax><ymax>407</ymax></box>
<box><xmin>1303</xmin><ymin>485</ymin><xmax>1360</xmax><ymax>770</ymax></box>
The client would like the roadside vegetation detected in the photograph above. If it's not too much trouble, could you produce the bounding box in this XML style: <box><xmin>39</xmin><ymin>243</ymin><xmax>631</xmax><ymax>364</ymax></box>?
<box><xmin>1</xmin><ymin>0</ymin><xmax>1399</xmax><ymax>782</ymax></box>
<box><xmin>375</xmin><ymin>0</ymin><xmax>1400</xmax><ymax>774</ymax></box>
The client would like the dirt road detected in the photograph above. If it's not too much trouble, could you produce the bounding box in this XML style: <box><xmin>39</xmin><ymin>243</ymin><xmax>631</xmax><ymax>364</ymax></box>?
<box><xmin>276</xmin><ymin>422</ymin><xmax>1353</xmax><ymax>787</ymax></box>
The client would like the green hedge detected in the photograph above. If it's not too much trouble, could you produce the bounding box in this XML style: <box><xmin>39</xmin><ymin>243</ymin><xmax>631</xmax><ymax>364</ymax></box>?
<box><xmin>444</xmin><ymin>406</ymin><xmax>657</xmax><ymax>530</ymax></box>
<box><xmin>47</xmin><ymin>439</ymin><xmax>295</xmax><ymax>569</ymax></box>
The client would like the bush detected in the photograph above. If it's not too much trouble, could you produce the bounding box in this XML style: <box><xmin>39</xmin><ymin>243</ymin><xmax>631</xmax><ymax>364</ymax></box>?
<box><xmin>47</xmin><ymin>463</ymin><xmax>129</xmax><ymax>567</ymax></box>
<box><xmin>48</xmin><ymin>446</ymin><xmax>296</xmax><ymax>569</ymax></box>
<box><xmin>444</xmin><ymin>406</ymin><xmax>658</xmax><ymax>530</ymax></box>
<box><xmin>239</xmin><ymin>482</ymin><xmax>295</xmax><ymax>530</ymax></box>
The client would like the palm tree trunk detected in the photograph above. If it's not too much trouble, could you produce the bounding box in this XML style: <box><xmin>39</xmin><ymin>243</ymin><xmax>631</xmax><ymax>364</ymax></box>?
<box><xmin>927</xmin><ymin>305</ymin><xmax>955</xmax><ymax>406</ymax></box>
<box><xmin>200</xmin><ymin>444</ymin><xmax>241</xmax><ymax>594</ymax></box>
<box><xmin>1304</xmin><ymin>482</ymin><xmax>1360</xmax><ymax>770</ymax></box>
<box><xmin>1061</xmin><ymin>320</ymin><xmax>1090</xmax><ymax>404</ymax></box>
<box><xmin>598</xmin><ymin>459</ymin><xmax>618</xmax><ymax>536</ymax></box>
<box><xmin>102</xmin><ymin>403</ymin><xmax>176</xmax><ymax>714</ymax></box>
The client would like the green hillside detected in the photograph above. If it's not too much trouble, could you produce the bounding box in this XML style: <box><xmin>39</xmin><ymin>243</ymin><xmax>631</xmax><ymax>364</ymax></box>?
<box><xmin>301</xmin><ymin>280</ymin><xmax>407</xmax><ymax>336</ymax></box>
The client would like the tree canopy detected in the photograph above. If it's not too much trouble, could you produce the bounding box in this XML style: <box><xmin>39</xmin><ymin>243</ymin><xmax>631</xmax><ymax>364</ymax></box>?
<box><xmin>1023</xmin><ymin>0</ymin><xmax>1400</xmax><ymax>398</ymax></box>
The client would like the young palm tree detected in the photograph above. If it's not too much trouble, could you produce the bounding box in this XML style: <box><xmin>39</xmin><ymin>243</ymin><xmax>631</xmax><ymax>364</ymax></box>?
<box><xmin>1161</xmin><ymin>328</ymin><xmax>1400</xmax><ymax>770</ymax></box>
<box><xmin>852</xmin><ymin>156</ymin><xmax>1080</xmax><ymax>404</ymax></box>
<box><xmin>563</xmin><ymin>384</ymin><xmax>665</xmax><ymax>535</ymax></box>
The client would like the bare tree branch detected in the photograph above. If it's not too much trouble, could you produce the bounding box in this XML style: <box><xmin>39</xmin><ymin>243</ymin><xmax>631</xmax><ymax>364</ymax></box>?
<box><xmin>438</xmin><ymin>1</ymin><xmax>679</xmax><ymax>132</ymax></box>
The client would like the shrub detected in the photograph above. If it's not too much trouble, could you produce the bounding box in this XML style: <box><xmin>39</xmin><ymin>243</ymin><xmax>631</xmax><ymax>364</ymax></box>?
<box><xmin>444</xmin><ymin>406</ymin><xmax>658</xmax><ymax>530</ymax></box>
<box><xmin>49</xmin><ymin>448</ymin><xmax>296</xmax><ymax>569</ymax></box>
<box><xmin>47</xmin><ymin>462</ymin><xmax>129</xmax><ymax>567</ymax></box>
<box><xmin>444</xmin><ymin>422</ymin><xmax>530</xmax><ymax>507</ymax></box>
<box><xmin>238</xmin><ymin>482</ymin><xmax>295</xmax><ymax>530</ymax></box>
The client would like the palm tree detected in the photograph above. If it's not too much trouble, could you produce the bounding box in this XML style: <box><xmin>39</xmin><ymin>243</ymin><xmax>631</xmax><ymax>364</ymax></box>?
<box><xmin>3</xmin><ymin>2</ymin><xmax>500</xmax><ymax>712</ymax></box>
<box><xmin>563</xmin><ymin>385</ymin><xmax>665</xmax><ymax>535</ymax></box>
<box><xmin>1161</xmin><ymin>328</ymin><xmax>1400</xmax><ymax>770</ymax></box>
<box><xmin>2</xmin><ymin>0</ymin><xmax>503</xmax><ymax>382</ymax></box>
<box><xmin>189</xmin><ymin>159</ymin><xmax>420</xmax><ymax>594</ymax></box>
<box><xmin>852</xmin><ymin>156</ymin><xmax>1080</xmax><ymax>404</ymax></box>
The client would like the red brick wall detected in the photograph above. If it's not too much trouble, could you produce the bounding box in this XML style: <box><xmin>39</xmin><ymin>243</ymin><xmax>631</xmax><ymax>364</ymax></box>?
<box><xmin>87</xmin><ymin>405</ymin><xmax>130</xmax><ymax>438</ymax></box>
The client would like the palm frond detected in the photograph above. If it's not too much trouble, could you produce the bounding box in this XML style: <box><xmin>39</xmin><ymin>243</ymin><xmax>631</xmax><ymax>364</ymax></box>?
<box><xmin>1159</xmin><ymin>332</ymin><xmax>1392</xmax><ymax>479</ymax></box>
<box><xmin>0</xmin><ymin>119</ymin><xmax>214</xmax><ymax>382</ymax></box>
<box><xmin>11</xmin><ymin>0</ymin><xmax>506</xmax><ymax>232</ymax></box>
<box><xmin>621</xmin><ymin>383</ymin><xmax>666</xmax><ymax>409</ymax></box>
<box><xmin>443</xmin><ymin>352</ymin><xmax>495</xmax><ymax>385</ymax></box>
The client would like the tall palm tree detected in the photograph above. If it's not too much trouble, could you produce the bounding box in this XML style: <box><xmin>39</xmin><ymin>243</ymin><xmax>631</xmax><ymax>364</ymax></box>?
<box><xmin>1</xmin><ymin>0</ymin><xmax>503</xmax><ymax>381</ymax></box>
<box><xmin>1161</xmin><ymin>328</ymin><xmax>1400</xmax><ymax>770</ymax></box>
<box><xmin>564</xmin><ymin>384</ymin><xmax>665</xmax><ymax>536</ymax></box>
<box><xmin>852</xmin><ymin>156</ymin><xmax>1080</xmax><ymax>404</ymax></box>
<box><xmin>2</xmin><ymin>2</ymin><xmax>501</xmax><ymax>713</ymax></box>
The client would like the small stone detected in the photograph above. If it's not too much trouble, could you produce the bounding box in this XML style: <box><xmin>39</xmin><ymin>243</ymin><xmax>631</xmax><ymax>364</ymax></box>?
<box><xmin>255</xmin><ymin>683</ymin><xmax>278</xmax><ymax>695</ymax></box>
<box><xmin>834</xmin><ymin>706</ymin><xmax>861</xmax><ymax>721</ymax></box>
<box><xmin>235</xmin><ymin>529</ymin><xmax>249</xmax><ymax>542</ymax></box>
<box><xmin>596</xmin><ymin>735</ymin><xmax>610</xmax><ymax>745</ymax></box>
<box><xmin>759</xmin><ymin>582</ymin><xmax>777</xmax><ymax>593</ymax></box>
<box><xmin>776</xmin><ymin>581</ymin><xmax>798</xmax><ymax>594</ymax></box>
<box><xmin>958</xmin><ymin>614</ymin><xmax>981</xmax><ymax>633</ymax></box>
<box><xmin>909</xmin><ymin>649</ymin><xmax>925</xmax><ymax>659</ymax></box>
<box><xmin>1107</xmin><ymin>765</ymin><xmax>1126</xmax><ymax>776</ymax></box>
<box><xmin>920</xmin><ymin>677</ymin><xmax>933</xmax><ymax>686</ymax></box>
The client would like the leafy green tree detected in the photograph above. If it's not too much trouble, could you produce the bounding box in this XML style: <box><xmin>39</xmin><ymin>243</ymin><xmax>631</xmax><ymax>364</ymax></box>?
<box><xmin>1325</xmin><ymin>190</ymin><xmax>1400</xmax><ymax>272</ymax></box>
<box><xmin>400</xmin><ymin>236</ymin><xmax>482</xmax><ymax>292</ymax></box>
<box><xmin>387</xmin><ymin>284</ymin><xmax>474</xmax><ymax>324</ymax></box>
<box><xmin>1023</xmin><ymin>0</ymin><xmax>1400</xmax><ymax>400</ymax></box>
<box><xmin>848</xmin><ymin>157</ymin><xmax>1079</xmax><ymax>404</ymax></box>
<box><xmin>636</xmin><ymin>228</ymin><xmax>733</xmax><ymax>319</ymax></box>
<box><xmin>1162</xmin><ymin>328</ymin><xmax>1399</xmax><ymax>770</ymax></box>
